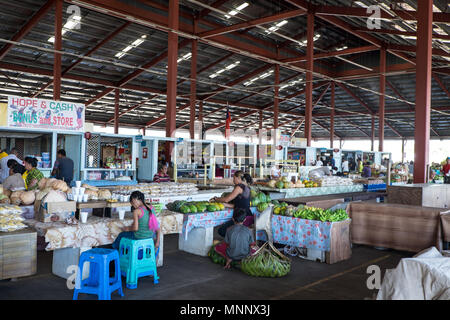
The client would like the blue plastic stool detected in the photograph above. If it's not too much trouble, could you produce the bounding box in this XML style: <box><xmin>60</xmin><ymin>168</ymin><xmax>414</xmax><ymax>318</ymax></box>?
<box><xmin>73</xmin><ymin>248</ymin><xmax>124</xmax><ymax>300</ymax></box>
<box><xmin>119</xmin><ymin>238</ymin><xmax>159</xmax><ymax>289</ymax></box>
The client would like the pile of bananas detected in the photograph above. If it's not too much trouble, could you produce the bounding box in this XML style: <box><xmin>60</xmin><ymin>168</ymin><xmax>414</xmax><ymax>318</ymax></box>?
<box><xmin>293</xmin><ymin>206</ymin><xmax>349</xmax><ymax>222</ymax></box>
<box><xmin>241</xmin><ymin>242</ymin><xmax>290</xmax><ymax>278</ymax></box>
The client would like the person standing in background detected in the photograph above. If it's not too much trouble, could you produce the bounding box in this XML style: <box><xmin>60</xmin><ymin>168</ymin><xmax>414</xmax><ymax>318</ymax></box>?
<box><xmin>315</xmin><ymin>156</ymin><xmax>323</xmax><ymax>167</ymax></box>
<box><xmin>24</xmin><ymin>157</ymin><xmax>44</xmax><ymax>191</ymax></box>
<box><xmin>443</xmin><ymin>157</ymin><xmax>450</xmax><ymax>184</ymax></box>
<box><xmin>51</xmin><ymin>149</ymin><xmax>75</xmax><ymax>186</ymax></box>
<box><xmin>357</xmin><ymin>158</ymin><xmax>363</xmax><ymax>173</ymax></box>
<box><xmin>153</xmin><ymin>163</ymin><xmax>171</xmax><ymax>183</ymax></box>
<box><xmin>0</xmin><ymin>148</ymin><xmax>22</xmax><ymax>183</ymax></box>
<box><xmin>270</xmin><ymin>163</ymin><xmax>281</xmax><ymax>180</ymax></box>
<box><xmin>342</xmin><ymin>158</ymin><xmax>349</xmax><ymax>174</ymax></box>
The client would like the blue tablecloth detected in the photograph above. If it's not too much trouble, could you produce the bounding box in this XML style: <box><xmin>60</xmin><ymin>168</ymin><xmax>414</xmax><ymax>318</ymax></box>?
<box><xmin>82</xmin><ymin>180</ymin><xmax>137</xmax><ymax>187</ymax></box>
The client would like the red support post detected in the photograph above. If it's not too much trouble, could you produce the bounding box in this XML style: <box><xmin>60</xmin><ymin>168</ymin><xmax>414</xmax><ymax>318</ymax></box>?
<box><xmin>166</xmin><ymin>0</ymin><xmax>179</xmax><ymax>163</ymax></box>
<box><xmin>114</xmin><ymin>89</ymin><xmax>119</xmax><ymax>134</ymax></box>
<box><xmin>190</xmin><ymin>21</ymin><xmax>198</xmax><ymax>139</ymax></box>
<box><xmin>330</xmin><ymin>82</ymin><xmax>335</xmax><ymax>149</ymax></box>
<box><xmin>198</xmin><ymin>100</ymin><xmax>203</xmax><ymax>122</ymax></box>
<box><xmin>414</xmin><ymin>0</ymin><xmax>433</xmax><ymax>183</ymax></box>
<box><xmin>274</xmin><ymin>64</ymin><xmax>279</xmax><ymax>129</ymax></box>
<box><xmin>371</xmin><ymin>116</ymin><xmax>375</xmax><ymax>151</ymax></box>
<box><xmin>53</xmin><ymin>0</ymin><xmax>62</xmax><ymax>101</ymax></box>
<box><xmin>379</xmin><ymin>47</ymin><xmax>386</xmax><ymax>152</ymax></box>
<box><xmin>305</xmin><ymin>12</ymin><xmax>314</xmax><ymax>146</ymax></box>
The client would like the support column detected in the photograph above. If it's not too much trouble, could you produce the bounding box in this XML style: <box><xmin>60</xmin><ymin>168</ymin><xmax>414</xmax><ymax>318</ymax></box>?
<box><xmin>166</xmin><ymin>0</ymin><xmax>179</xmax><ymax>139</ymax></box>
<box><xmin>258</xmin><ymin>110</ymin><xmax>263</xmax><ymax>159</ymax></box>
<box><xmin>414</xmin><ymin>0</ymin><xmax>433</xmax><ymax>183</ymax></box>
<box><xmin>274</xmin><ymin>64</ymin><xmax>279</xmax><ymax>129</ymax></box>
<box><xmin>189</xmin><ymin>21</ymin><xmax>198</xmax><ymax>139</ymax></box>
<box><xmin>379</xmin><ymin>47</ymin><xmax>386</xmax><ymax>152</ymax></box>
<box><xmin>305</xmin><ymin>12</ymin><xmax>314</xmax><ymax>146</ymax></box>
<box><xmin>330</xmin><ymin>82</ymin><xmax>335</xmax><ymax>149</ymax></box>
<box><xmin>401</xmin><ymin>139</ymin><xmax>405</xmax><ymax>163</ymax></box>
<box><xmin>198</xmin><ymin>100</ymin><xmax>203</xmax><ymax>122</ymax></box>
<box><xmin>371</xmin><ymin>116</ymin><xmax>375</xmax><ymax>151</ymax></box>
<box><xmin>53</xmin><ymin>0</ymin><xmax>63</xmax><ymax>101</ymax></box>
<box><xmin>114</xmin><ymin>89</ymin><xmax>119</xmax><ymax>134</ymax></box>
<box><xmin>165</xmin><ymin>0</ymin><xmax>179</xmax><ymax>162</ymax></box>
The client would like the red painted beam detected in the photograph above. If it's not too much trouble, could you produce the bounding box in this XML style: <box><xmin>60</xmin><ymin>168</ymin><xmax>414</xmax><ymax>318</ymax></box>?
<box><xmin>413</xmin><ymin>0</ymin><xmax>433</xmax><ymax>183</ymax></box>
<box><xmin>389</xmin><ymin>44</ymin><xmax>450</xmax><ymax>58</ymax></box>
<box><xmin>33</xmin><ymin>21</ymin><xmax>131</xmax><ymax>98</ymax></box>
<box><xmin>198</xmin><ymin>9</ymin><xmax>306</xmax><ymax>38</ymax></box>
<box><xmin>274</xmin><ymin>64</ymin><xmax>279</xmax><ymax>129</ymax></box>
<box><xmin>283</xmin><ymin>45</ymin><xmax>378</xmax><ymax>63</ymax></box>
<box><xmin>356</xmin><ymin>28</ymin><xmax>450</xmax><ymax>41</ymax></box>
<box><xmin>197</xmin><ymin>0</ymin><xmax>231</xmax><ymax>20</ymax></box>
<box><xmin>379</xmin><ymin>48</ymin><xmax>386</xmax><ymax>151</ymax></box>
<box><xmin>84</xmin><ymin>38</ymin><xmax>192</xmax><ymax>106</ymax></box>
<box><xmin>190</xmin><ymin>23</ymin><xmax>198</xmax><ymax>139</ymax></box>
<box><xmin>392</xmin><ymin>9</ymin><xmax>449</xmax><ymax>24</ymax></box>
<box><xmin>114</xmin><ymin>88</ymin><xmax>119</xmax><ymax>134</ymax></box>
<box><xmin>53</xmin><ymin>0</ymin><xmax>62</xmax><ymax>101</ymax></box>
<box><xmin>0</xmin><ymin>0</ymin><xmax>55</xmax><ymax>61</ymax></box>
<box><xmin>305</xmin><ymin>11</ymin><xmax>314</xmax><ymax>147</ymax></box>
<box><xmin>432</xmin><ymin>73</ymin><xmax>450</xmax><ymax>99</ymax></box>
<box><xmin>371</xmin><ymin>116</ymin><xmax>375</xmax><ymax>151</ymax></box>
<box><xmin>166</xmin><ymin>0</ymin><xmax>179</xmax><ymax>139</ymax></box>
<box><xmin>106</xmin><ymin>96</ymin><xmax>156</xmax><ymax>123</ymax></box>
<box><xmin>330</xmin><ymin>82</ymin><xmax>335</xmax><ymax>148</ymax></box>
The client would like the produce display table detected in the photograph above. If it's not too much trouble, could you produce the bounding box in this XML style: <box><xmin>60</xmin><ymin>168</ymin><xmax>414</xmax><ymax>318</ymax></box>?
<box><xmin>258</xmin><ymin>184</ymin><xmax>364</xmax><ymax>200</ymax></box>
<box><xmin>0</xmin><ymin>228</ymin><xmax>37</xmax><ymax>280</ymax></box>
<box><xmin>76</xmin><ymin>200</ymin><xmax>108</xmax><ymax>218</ymax></box>
<box><xmin>269</xmin><ymin>215</ymin><xmax>351</xmax><ymax>264</ymax></box>
<box><xmin>387</xmin><ymin>184</ymin><xmax>450</xmax><ymax>209</ymax></box>
<box><xmin>24</xmin><ymin>210</ymin><xmax>183</xmax><ymax>279</ymax></box>
<box><xmin>441</xmin><ymin>213</ymin><xmax>450</xmax><ymax>243</ymax></box>
<box><xmin>81</xmin><ymin>180</ymin><xmax>137</xmax><ymax>187</ymax></box>
<box><xmin>178</xmin><ymin>207</ymin><xmax>259</xmax><ymax>256</ymax></box>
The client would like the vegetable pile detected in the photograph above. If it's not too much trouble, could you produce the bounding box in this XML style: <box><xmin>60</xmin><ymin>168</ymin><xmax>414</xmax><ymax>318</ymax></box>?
<box><xmin>241</xmin><ymin>242</ymin><xmax>291</xmax><ymax>278</ymax></box>
<box><xmin>274</xmin><ymin>204</ymin><xmax>349</xmax><ymax>222</ymax></box>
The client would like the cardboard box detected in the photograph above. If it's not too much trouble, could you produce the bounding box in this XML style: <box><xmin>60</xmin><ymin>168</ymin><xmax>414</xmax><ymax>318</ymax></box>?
<box><xmin>34</xmin><ymin>200</ymin><xmax>76</xmax><ymax>223</ymax></box>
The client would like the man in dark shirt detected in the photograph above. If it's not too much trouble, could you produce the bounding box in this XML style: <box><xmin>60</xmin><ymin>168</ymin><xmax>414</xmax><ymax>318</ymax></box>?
<box><xmin>51</xmin><ymin>149</ymin><xmax>74</xmax><ymax>185</ymax></box>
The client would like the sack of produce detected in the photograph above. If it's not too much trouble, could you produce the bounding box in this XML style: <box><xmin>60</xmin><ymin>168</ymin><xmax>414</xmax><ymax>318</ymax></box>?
<box><xmin>98</xmin><ymin>189</ymin><xmax>112</xmax><ymax>200</ymax></box>
<box><xmin>20</xmin><ymin>190</ymin><xmax>36</xmax><ymax>205</ymax></box>
<box><xmin>10</xmin><ymin>191</ymin><xmax>25</xmax><ymax>205</ymax></box>
<box><xmin>52</xmin><ymin>179</ymin><xmax>69</xmax><ymax>193</ymax></box>
<box><xmin>38</xmin><ymin>178</ymin><xmax>48</xmax><ymax>190</ymax></box>
<box><xmin>241</xmin><ymin>242</ymin><xmax>291</xmax><ymax>278</ymax></box>
<box><xmin>45</xmin><ymin>178</ymin><xmax>58</xmax><ymax>189</ymax></box>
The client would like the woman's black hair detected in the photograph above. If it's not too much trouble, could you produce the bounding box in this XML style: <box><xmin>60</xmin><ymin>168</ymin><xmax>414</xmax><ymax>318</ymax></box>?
<box><xmin>130</xmin><ymin>190</ymin><xmax>153</xmax><ymax>214</ymax></box>
<box><xmin>24</xmin><ymin>157</ymin><xmax>38</xmax><ymax>168</ymax></box>
<box><xmin>243</xmin><ymin>173</ymin><xmax>253</xmax><ymax>185</ymax></box>
<box><xmin>232</xmin><ymin>208</ymin><xmax>246</xmax><ymax>223</ymax></box>
<box><xmin>11</xmin><ymin>163</ymin><xmax>23</xmax><ymax>174</ymax></box>
<box><xmin>7</xmin><ymin>159</ymin><xmax>18</xmax><ymax>168</ymax></box>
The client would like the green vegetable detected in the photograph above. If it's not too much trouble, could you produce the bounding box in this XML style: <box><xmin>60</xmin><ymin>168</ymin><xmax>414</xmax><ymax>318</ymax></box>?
<box><xmin>180</xmin><ymin>205</ymin><xmax>190</xmax><ymax>214</ymax></box>
<box><xmin>257</xmin><ymin>202</ymin><xmax>269</xmax><ymax>213</ymax></box>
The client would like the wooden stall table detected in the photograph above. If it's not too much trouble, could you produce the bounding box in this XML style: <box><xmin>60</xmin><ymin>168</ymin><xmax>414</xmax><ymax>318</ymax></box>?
<box><xmin>285</xmin><ymin>191</ymin><xmax>386</xmax><ymax>207</ymax></box>
<box><xmin>24</xmin><ymin>210</ymin><xmax>183</xmax><ymax>279</ymax></box>
<box><xmin>76</xmin><ymin>200</ymin><xmax>107</xmax><ymax>219</ymax></box>
<box><xmin>0</xmin><ymin>228</ymin><xmax>37</xmax><ymax>280</ymax></box>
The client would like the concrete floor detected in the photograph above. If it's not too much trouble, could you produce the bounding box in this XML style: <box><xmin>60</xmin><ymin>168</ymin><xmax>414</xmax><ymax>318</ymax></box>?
<box><xmin>0</xmin><ymin>233</ymin><xmax>412</xmax><ymax>300</ymax></box>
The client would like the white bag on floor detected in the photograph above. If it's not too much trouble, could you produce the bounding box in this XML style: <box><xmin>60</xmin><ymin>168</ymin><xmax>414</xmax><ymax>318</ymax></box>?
<box><xmin>377</xmin><ymin>247</ymin><xmax>450</xmax><ymax>300</ymax></box>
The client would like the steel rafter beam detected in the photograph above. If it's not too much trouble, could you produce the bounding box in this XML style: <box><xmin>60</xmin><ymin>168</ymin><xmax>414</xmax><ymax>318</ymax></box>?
<box><xmin>32</xmin><ymin>21</ymin><xmax>131</xmax><ymax>98</ymax></box>
<box><xmin>432</xmin><ymin>73</ymin><xmax>450</xmax><ymax>99</ymax></box>
<box><xmin>355</xmin><ymin>28</ymin><xmax>450</xmax><ymax>41</ymax></box>
<box><xmin>0</xmin><ymin>0</ymin><xmax>55</xmax><ymax>61</ymax></box>
<box><xmin>106</xmin><ymin>96</ymin><xmax>156</xmax><ymax>123</ymax></box>
<box><xmin>84</xmin><ymin>38</ymin><xmax>192</xmax><ymax>106</ymax></box>
<box><xmin>389</xmin><ymin>44</ymin><xmax>450</xmax><ymax>59</ymax></box>
<box><xmin>283</xmin><ymin>45</ymin><xmax>378</xmax><ymax>63</ymax></box>
<box><xmin>198</xmin><ymin>9</ymin><xmax>306</xmax><ymax>38</ymax></box>
<box><xmin>386</xmin><ymin>80</ymin><xmax>414</xmax><ymax>111</ymax></box>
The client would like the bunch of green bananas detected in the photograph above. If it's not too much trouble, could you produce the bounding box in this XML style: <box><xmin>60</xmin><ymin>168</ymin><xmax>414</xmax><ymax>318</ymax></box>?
<box><xmin>241</xmin><ymin>246</ymin><xmax>290</xmax><ymax>278</ymax></box>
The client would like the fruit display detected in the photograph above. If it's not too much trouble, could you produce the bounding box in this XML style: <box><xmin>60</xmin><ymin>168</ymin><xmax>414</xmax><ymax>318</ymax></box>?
<box><xmin>265</xmin><ymin>176</ymin><xmax>304</xmax><ymax>189</ymax></box>
<box><xmin>0</xmin><ymin>204</ymin><xmax>27</xmax><ymax>232</ymax></box>
<box><xmin>274</xmin><ymin>204</ymin><xmax>349</xmax><ymax>222</ymax></box>
<box><xmin>310</xmin><ymin>176</ymin><xmax>354</xmax><ymax>187</ymax></box>
<box><xmin>241</xmin><ymin>242</ymin><xmax>291</xmax><ymax>278</ymax></box>
<box><xmin>250</xmin><ymin>189</ymin><xmax>272</xmax><ymax>212</ymax></box>
<box><xmin>112</xmin><ymin>182</ymin><xmax>198</xmax><ymax>198</ymax></box>
<box><xmin>301</xmin><ymin>180</ymin><xmax>318</xmax><ymax>188</ymax></box>
<box><xmin>272</xmin><ymin>201</ymin><xmax>295</xmax><ymax>217</ymax></box>
<box><xmin>167</xmin><ymin>200</ymin><xmax>225</xmax><ymax>214</ymax></box>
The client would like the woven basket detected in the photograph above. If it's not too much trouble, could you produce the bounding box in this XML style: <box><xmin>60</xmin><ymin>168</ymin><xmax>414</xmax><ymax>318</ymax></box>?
<box><xmin>241</xmin><ymin>242</ymin><xmax>291</xmax><ymax>278</ymax></box>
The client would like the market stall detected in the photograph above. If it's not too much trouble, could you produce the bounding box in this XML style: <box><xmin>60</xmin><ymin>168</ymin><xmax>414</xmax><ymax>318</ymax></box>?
<box><xmin>81</xmin><ymin>133</ymin><xmax>137</xmax><ymax>187</ymax></box>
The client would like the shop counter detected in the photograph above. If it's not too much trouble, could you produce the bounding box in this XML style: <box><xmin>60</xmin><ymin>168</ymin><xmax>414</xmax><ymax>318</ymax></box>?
<box><xmin>24</xmin><ymin>210</ymin><xmax>183</xmax><ymax>279</ymax></box>
<box><xmin>82</xmin><ymin>179</ymin><xmax>137</xmax><ymax>187</ymax></box>
<box><xmin>258</xmin><ymin>184</ymin><xmax>364</xmax><ymax>200</ymax></box>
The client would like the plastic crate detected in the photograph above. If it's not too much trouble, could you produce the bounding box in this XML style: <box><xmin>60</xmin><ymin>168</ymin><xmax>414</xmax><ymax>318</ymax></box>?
<box><xmin>363</xmin><ymin>183</ymin><xmax>386</xmax><ymax>191</ymax></box>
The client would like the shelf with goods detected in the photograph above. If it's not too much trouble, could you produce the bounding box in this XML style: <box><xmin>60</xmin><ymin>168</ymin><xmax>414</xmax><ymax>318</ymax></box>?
<box><xmin>81</xmin><ymin>133</ymin><xmax>137</xmax><ymax>187</ymax></box>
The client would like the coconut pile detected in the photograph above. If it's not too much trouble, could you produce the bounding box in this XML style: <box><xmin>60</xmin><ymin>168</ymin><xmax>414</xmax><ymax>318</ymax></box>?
<box><xmin>0</xmin><ymin>178</ymin><xmax>70</xmax><ymax>206</ymax></box>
